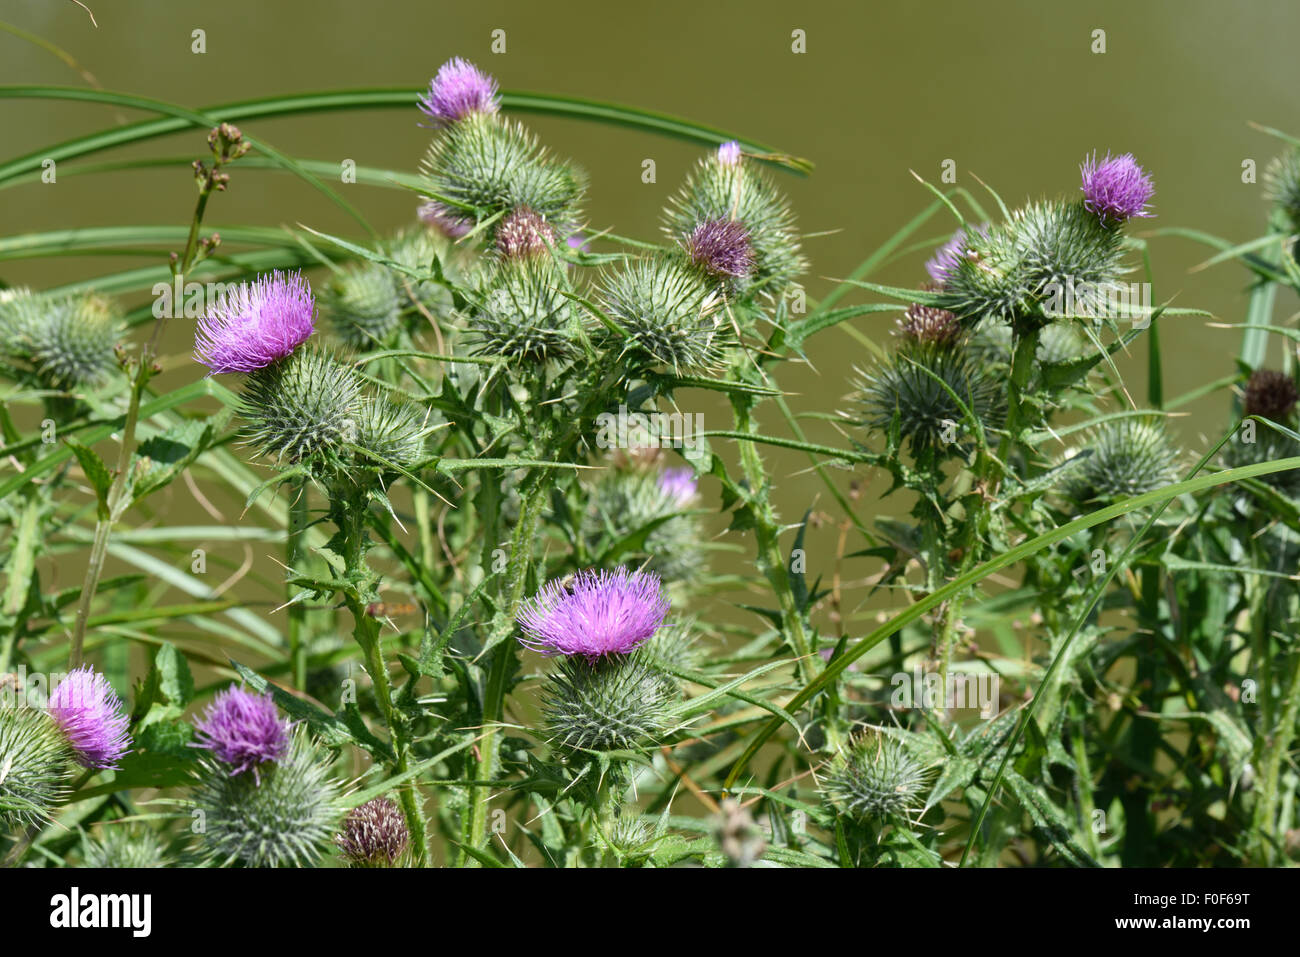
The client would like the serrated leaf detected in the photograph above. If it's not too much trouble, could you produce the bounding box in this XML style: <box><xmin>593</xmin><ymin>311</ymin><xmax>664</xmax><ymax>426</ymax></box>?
<box><xmin>65</xmin><ymin>437</ymin><xmax>113</xmax><ymax>519</ymax></box>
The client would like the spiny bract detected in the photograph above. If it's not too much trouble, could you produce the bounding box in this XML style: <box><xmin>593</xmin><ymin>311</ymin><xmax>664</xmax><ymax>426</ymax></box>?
<box><xmin>321</xmin><ymin>262</ymin><xmax>403</xmax><ymax>347</ymax></box>
<box><xmin>421</xmin><ymin>113</ymin><xmax>586</xmax><ymax>233</ymax></box>
<box><xmin>937</xmin><ymin>201</ymin><xmax>1127</xmax><ymax>329</ymax></box>
<box><xmin>240</xmin><ymin>347</ymin><xmax>363</xmax><ymax>464</ymax></box>
<box><xmin>1062</xmin><ymin>418</ymin><xmax>1179</xmax><ymax>504</ymax></box>
<box><xmin>665</xmin><ymin>147</ymin><xmax>804</xmax><ymax>302</ymax></box>
<box><xmin>542</xmin><ymin>653</ymin><xmax>678</xmax><ymax>752</ymax></box>
<box><xmin>354</xmin><ymin>396</ymin><xmax>430</xmax><ymax>471</ymax></box>
<box><xmin>0</xmin><ymin>706</ymin><xmax>73</xmax><ymax>830</ymax></box>
<box><xmin>83</xmin><ymin>825</ymin><xmax>169</xmax><ymax>868</ymax></box>
<box><xmin>464</xmin><ymin>257</ymin><xmax>580</xmax><ymax>362</ymax></box>
<box><xmin>582</xmin><ymin>469</ymin><xmax>705</xmax><ymax>583</ymax></box>
<box><xmin>822</xmin><ymin>732</ymin><xmax>934</xmax><ymax>821</ymax></box>
<box><xmin>598</xmin><ymin>256</ymin><xmax>727</xmax><ymax>372</ymax></box>
<box><xmin>857</xmin><ymin>346</ymin><xmax>1005</xmax><ymax>457</ymax></box>
<box><xmin>189</xmin><ymin>732</ymin><xmax>341</xmax><ymax>868</ymax></box>
<box><xmin>17</xmin><ymin>293</ymin><xmax>122</xmax><ymax>390</ymax></box>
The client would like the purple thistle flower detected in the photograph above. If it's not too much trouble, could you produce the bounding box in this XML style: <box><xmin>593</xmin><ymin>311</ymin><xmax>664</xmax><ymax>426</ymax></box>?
<box><xmin>418</xmin><ymin>57</ymin><xmax>499</xmax><ymax>127</ymax></box>
<box><xmin>658</xmin><ymin>467</ymin><xmax>698</xmax><ymax>507</ymax></box>
<box><xmin>194</xmin><ymin>686</ymin><xmax>290</xmax><ymax>777</ymax></box>
<box><xmin>717</xmin><ymin>141</ymin><xmax>742</xmax><ymax>167</ymax></box>
<box><xmin>517</xmin><ymin>568</ymin><xmax>670</xmax><ymax>660</ymax></box>
<box><xmin>687</xmin><ymin>219</ymin><xmax>754</xmax><ymax>278</ymax></box>
<box><xmin>48</xmin><ymin>666</ymin><xmax>131</xmax><ymax>770</ymax></box>
<box><xmin>336</xmin><ymin>797</ymin><xmax>410</xmax><ymax>866</ymax></box>
<box><xmin>925</xmin><ymin>228</ymin><xmax>970</xmax><ymax>286</ymax></box>
<box><xmin>194</xmin><ymin>270</ymin><xmax>315</xmax><ymax>374</ymax></box>
<box><xmin>1080</xmin><ymin>152</ymin><xmax>1154</xmax><ymax>224</ymax></box>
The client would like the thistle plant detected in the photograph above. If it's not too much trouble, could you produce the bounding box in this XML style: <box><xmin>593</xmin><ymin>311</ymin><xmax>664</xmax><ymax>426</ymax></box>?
<box><xmin>6</xmin><ymin>37</ymin><xmax>1300</xmax><ymax>877</ymax></box>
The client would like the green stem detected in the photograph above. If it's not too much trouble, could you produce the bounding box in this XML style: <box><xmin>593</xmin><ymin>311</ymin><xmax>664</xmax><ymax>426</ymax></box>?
<box><xmin>66</xmin><ymin>168</ymin><xmax>218</xmax><ymax>669</ymax></box>
<box><xmin>464</xmin><ymin>476</ymin><xmax>547</xmax><ymax>862</ymax></box>
<box><xmin>337</xmin><ymin>494</ymin><xmax>428</xmax><ymax>865</ymax></box>
<box><xmin>286</xmin><ymin>479</ymin><xmax>309</xmax><ymax>690</ymax></box>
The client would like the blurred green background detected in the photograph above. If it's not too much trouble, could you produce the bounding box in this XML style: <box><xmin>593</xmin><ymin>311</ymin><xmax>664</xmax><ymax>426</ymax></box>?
<box><xmin>3</xmin><ymin>0</ymin><xmax>1298</xmax><ymax>639</ymax></box>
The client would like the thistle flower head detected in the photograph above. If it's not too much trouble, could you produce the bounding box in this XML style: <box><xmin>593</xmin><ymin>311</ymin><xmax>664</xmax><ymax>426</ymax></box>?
<box><xmin>239</xmin><ymin>347</ymin><xmax>362</xmax><ymax>464</ymax></box>
<box><xmin>335</xmin><ymin>797</ymin><xmax>409</xmax><ymax>867</ymax></box>
<box><xmin>354</xmin><ymin>396</ymin><xmax>429</xmax><ymax>471</ymax></box>
<box><xmin>1080</xmin><ymin>152</ymin><xmax>1154</xmax><ymax>224</ymax></box>
<box><xmin>48</xmin><ymin>666</ymin><xmax>131</xmax><ymax>770</ymax></box>
<box><xmin>542</xmin><ymin>652</ymin><xmax>677</xmax><ymax>751</ymax></box>
<box><xmin>517</xmin><ymin>567</ymin><xmax>670</xmax><ymax>660</ymax></box>
<box><xmin>418</xmin><ymin>199</ymin><xmax>474</xmax><ymax>239</ymax></box>
<box><xmin>195</xmin><ymin>271</ymin><xmax>315</xmax><ymax>374</ymax></box>
<box><xmin>1264</xmin><ymin>148</ymin><xmax>1300</xmax><ymax>224</ymax></box>
<box><xmin>322</xmin><ymin>263</ymin><xmax>402</xmax><ymax>348</ymax></box>
<box><xmin>495</xmin><ymin>205</ymin><xmax>558</xmax><ymax>259</ymax></box>
<box><xmin>857</xmin><ymin>347</ymin><xmax>1005</xmax><ymax>458</ymax></box>
<box><xmin>1062</xmin><ymin>418</ymin><xmax>1179</xmax><ymax>504</ymax></box>
<box><xmin>190</xmin><ymin>731</ymin><xmax>341</xmax><ymax>868</ymax></box>
<box><xmin>1243</xmin><ymin>369</ymin><xmax>1299</xmax><ymax>422</ymax></box>
<box><xmin>666</xmin><ymin>150</ymin><xmax>804</xmax><ymax>304</ymax></box>
<box><xmin>598</xmin><ymin>256</ymin><xmax>726</xmax><ymax>372</ymax></box>
<box><xmin>937</xmin><ymin>202</ymin><xmax>1125</xmax><ymax>328</ymax></box>
<box><xmin>897</xmin><ymin>303</ymin><xmax>961</xmax><ymax>347</ymax></box>
<box><xmin>466</xmin><ymin>258</ymin><xmax>579</xmax><ymax>362</ymax></box>
<box><xmin>387</xmin><ymin>228</ymin><xmax>455</xmax><ymax>313</ymax></box>
<box><xmin>686</xmin><ymin>219</ymin><xmax>754</xmax><ymax>278</ymax></box>
<box><xmin>28</xmin><ymin>293</ymin><xmax>123</xmax><ymax>390</ymax></box>
<box><xmin>194</xmin><ymin>685</ymin><xmax>291</xmax><ymax>778</ymax></box>
<box><xmin>0</xmin><ymin>706</ymin><xmax>72</xmax><ymax>829</ymax></box>
<box><xmin>822</xmin><ymin>731</ymin><xmax>934</xmax><ymax>821</ymax></box>
<box><xmin>418</xmin><ymin>57</ymin><xmax>499</xmax><ymax>127</ymax></box>
<box><xmin>421</xmin><ymin>113</ymin><xmax>586</xmax><ymax>230</ymax></box>
<box><xmin>83</xmin><ymin>825</ymin><xmax>168</xmax><ymax>868</ymax></box>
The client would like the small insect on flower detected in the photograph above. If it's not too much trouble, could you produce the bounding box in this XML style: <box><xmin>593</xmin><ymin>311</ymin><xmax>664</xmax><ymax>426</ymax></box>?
<box><xmin>517</xmin><ymin>567</ymin><xmax>670</xmax><ymax>660</ymax></box>
<box><xmin>193</xmin><ymin>685</ymin><xmax>291</xmax><ymax>779</ymax></box>
<box><xmin>1080</xmin><ymin>152</ymin><xmax>1154</xmax><ymax>225</ymax></box>
<box><xmin>47</xmin><ymin>666</ymin><xmax>131</xmax><ymax>770</ymax></box>
<box><xmin>194</xmin><ymin>270</ymin><xmax>316</xmax><ymax>374</ymax></box>
<box><xmin>418</xmin><ymin>57</ymin><xmax>500</xmax><ymax>127</ymax></box>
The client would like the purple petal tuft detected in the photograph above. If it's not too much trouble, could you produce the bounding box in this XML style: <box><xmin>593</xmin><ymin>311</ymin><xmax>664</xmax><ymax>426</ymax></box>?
<box><xmin>1080</xmin><ymin>152</ymin><xmax>1154</xmax><ymax>224</ymax></box>
<box><xmin>194</xmin><ymin>685</ymin><xmax>290</xmax><ymax>777</ymax></box>
<box><xmin>418</xmin><ymin>57</ymin><xmax>499</xmax><ymax>127</ymax></box>
<box><xmin>517</xmin><ymin>568</ymin><xmax>670</xmax><ymax>660</ymax></box>
<box><xmin>194</xmin><ymin>270</ymin><xmax>315</xmax><ymax>374</ymax></box>
<box><xmin>48</xmin><ymin>666</ymin><xmax>131</xmax><ymax>770</ymax></box>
